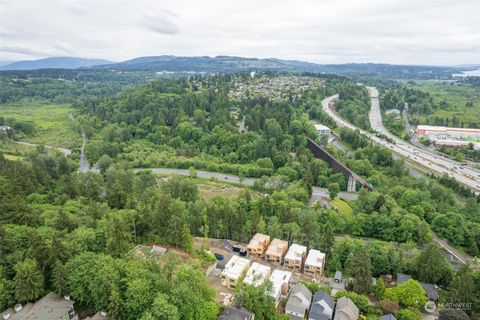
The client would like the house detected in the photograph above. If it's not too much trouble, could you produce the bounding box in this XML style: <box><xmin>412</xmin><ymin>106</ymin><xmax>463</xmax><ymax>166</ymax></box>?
<box><xmin>243</xmin><ymin>262</ymin><xmax>271</xmax><ymax>287</ymax></box>
<box><xmin>333</xmin><ymin>296</ymin><xmax>359</xmax><ymax>320</ymax></box>
<box><xmin>284</xmin><ymin>243</ymin><xmax>307</xmax><ymax>271</ymax></box>
<box><xmin>314</xmin><ymin>124</ymin><xmax>331</xmax><ymax>137</ymax></box>
<box><xmin>218</xmin><ymin>306</ymin><xmax>255</xmax><ymax>320</ymax></box>
<box><xmin>285</xmin><ymin>283</ymin><xmax>312</xmax><ymax>320</ymax></box>
<box><xmin>396</xmin><ymin>273</ymin><xmax>412</xmax><ymax>285</ymax></box>
<box><xmin>221</xmin><ymin>256</ymin><xmax>251</xmax><ymax>289</ymax></box>
<box><xmin>304</xmin><ymin>249</ymin><xmax>325</xmax><ymax>277</ymax></box>
<box><xmin>334</xmin><ymin>271</ymin><xmax>343</xmax><ymax>283</ymax></box>
<box><xmin>308</xmin><ymin>291</ymin><xmax>334</xmax><ymax>320</ymax></box>
<box><xmin>269</xmin><ymin>269</ymin><xmax>293</xmax><ymax>306</ymax></box>
<box><xmin>265</xmin><ymin>238</ymin><xmax>289</xmax><ymax>265</ymax></box>
<box><xmin>1</xmin><ymin>292</ymin><xmax>78</xmax><ymax>320</ymax></box>
<box><xmin>247</xmin><ymin>233</ymin><xmax>271</xmax><ymax>258</ymax></box>
<box><xmin>420</xmin><ymin>283</ymin><xmax>439</xmax><ymax>303</ymax></box>
<box><xmin>379</xmin><ymin>315</ymin><xmax>397</xmax><ymax>320</ymax></box>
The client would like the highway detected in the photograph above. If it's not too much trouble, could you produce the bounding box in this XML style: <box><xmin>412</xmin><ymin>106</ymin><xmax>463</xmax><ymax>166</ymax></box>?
<box><xmin>321</xmin><ymin>90</ymin><xmax>480</xmax><ymax>194</ymax></box>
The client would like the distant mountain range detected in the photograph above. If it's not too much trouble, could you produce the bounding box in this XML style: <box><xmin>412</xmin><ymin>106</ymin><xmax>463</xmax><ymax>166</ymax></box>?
<box><xmin>0</xmin><ymin>55</ymin><xmax>476</xmax><ymax>79</ymax></box>
<box><xmin>0</xmin><ymin>57</ymin><xmax>113</xmax><ymax>70</ymax></box>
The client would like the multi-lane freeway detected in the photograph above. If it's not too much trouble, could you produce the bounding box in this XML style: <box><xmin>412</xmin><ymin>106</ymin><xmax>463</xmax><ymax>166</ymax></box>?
<box><xmin>321</xmin><ymin>89</ymin><xmax>480</xmax><ymax>194</ymax></box>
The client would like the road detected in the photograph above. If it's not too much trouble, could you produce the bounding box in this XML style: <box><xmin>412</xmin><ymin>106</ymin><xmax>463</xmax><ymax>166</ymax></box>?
<box><xmin>134</xmin><ymin>168</ymin><xmax>256</xmax><ymax>186</ymax></box>
<box><xmin>431</xmin><ymin>233</ymin><xmax>477</xmax><ymax>267</ymax></box>
<box><xmin>321</xmin><ymin>91</ymin><xmax>480</xmax><ymax>194</ymax></box>
<box><xmin>322</xmin><ymin>90</ymin><xmax>479</xmax><ymax>268</ymax></box>
<box><xmin>78</xmin><ymin>127</ymin><xmax>90</xmax><ymax>173</ymax></box>
<box><xmin>13</xmin><ymin>141</ymin><xmax>72</xmax><ymax>157</ymax></box>
<box><xmin>310</xmin><ymin>186</ymin><xmax>359</xmax><ymax>202</ymax></box>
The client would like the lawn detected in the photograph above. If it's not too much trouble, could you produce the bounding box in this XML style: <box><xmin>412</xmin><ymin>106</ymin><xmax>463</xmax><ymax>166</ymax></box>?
<box><xmin>330</xmin><ymin>198</ymin><xmax>353</xmax><ymax>219</ymax></box>
<box><xmin>406</xmin><ymin>81</ymin><xmax>480</xmax><ymax>127</ymax></box>
<box><xmin>0</xmin><ymin>102</ymin><xmax>81</xmax><ymax>148</ymax></box>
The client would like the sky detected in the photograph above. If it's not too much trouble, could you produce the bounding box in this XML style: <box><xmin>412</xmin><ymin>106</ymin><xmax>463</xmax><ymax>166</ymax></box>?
<box><xmin>0</xmin><ymin>0</ymin><xmax>479</xmax><ymax>65</ymax></box>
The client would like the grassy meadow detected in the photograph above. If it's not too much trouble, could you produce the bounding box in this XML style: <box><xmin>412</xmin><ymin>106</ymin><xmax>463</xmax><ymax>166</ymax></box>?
<box><xmin>0</xmin><ymin>102</ymin><xmax>81</xmax><ymax>148</ymax></box>
<box><xmin>406</xmin><ymin>81</ymin><xmax>480</xmax><ymax>127</ymax></box>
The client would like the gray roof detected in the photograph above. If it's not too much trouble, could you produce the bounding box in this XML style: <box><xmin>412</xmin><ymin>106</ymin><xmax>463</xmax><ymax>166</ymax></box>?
<box><xmin>396</xmin><ymin>273</ymin><xmax>412</xmax><ymax>284</ymax></box>
<box><xmin>380</xmin><ymin>314</ymin><xmax>397</xmax><ymax>320</ymax></box>
<box><xmin>3</xmin><ymin>292</ymin><xmax>75</xmax><ymax>320</ymax></box>
<box><xmin>219</xmin><ymin>307</ymin><xmax>254</xmax><ymax>320</ymax></box>
<box><xmin>286</xmin><ymin>283</ymin><xmax>313</xmax><ymax>316</ymax></box>
<box><xmin>334</xmin><ymin>271</ymin><xmax>342</xmax><ymax>279</ymax></box>
<box><xmin>420</xmin><ymin>282</ymin><xmax>439</xmax><ymax>301</ymax></box>
<box><xmin>334</xmin><ymin>296</ymin><xmax>359</xmax><ymax>320</ymax></box>
<box><xmin>309</xmin><ymin>291</ymin><xmax>334</xmax><ymax>320</ymax></box>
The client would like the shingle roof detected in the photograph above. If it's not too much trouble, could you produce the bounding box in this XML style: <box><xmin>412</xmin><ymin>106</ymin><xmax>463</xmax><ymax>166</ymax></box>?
<box><xmin>219</xmin><ymin>307</ymin><xmax>254</xmax><ymax>320</ymax></box>
<box><xmin>286</xmin><ymin>283</ymin><xmax>312</xmax><ymax>315</ymax></box>
<box><xmin>4</xmin><ymin>292</ymin><xmax>75</xmax><ymax>320</ymax></box>
<box><xmin>420</xmin><ymin>282</ymin><xmax>439</xmax><ymax>300</ymax></box>
<box><xmin>396</xmin><ymin>273</ymin><xmax>412</xmax><ymax>284</ymax></box>
<box><xmin>335</xmin><ymin>296</ymin><xmax>359</xmax><ymax>320</ymax></box>
<box><xmin>309</xmin><ymin>291</ymin><xmax>334</xmax><ymax>320</ymax></box>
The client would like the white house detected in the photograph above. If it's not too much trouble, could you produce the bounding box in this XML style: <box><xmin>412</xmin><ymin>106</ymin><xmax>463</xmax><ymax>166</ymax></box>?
<box><xmin>269</xmin><ymin>269</ymin><xmax>292</xmax><ymax>306</ymax></box>
<box><xmin>221</xmin><ymin>256</ymin><xmax>251</xmax><ymax>289</ymax></box>
<box><xmin>243</xmin><ymin>262</ymin><xmax>271</xmax><ymax>287</ymax></box>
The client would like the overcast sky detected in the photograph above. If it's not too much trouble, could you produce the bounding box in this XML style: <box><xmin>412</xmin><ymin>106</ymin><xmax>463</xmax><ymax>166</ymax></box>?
<box><xmin>0</xmin><ymin>0</ymin><xmax>479</xmax><ymax>65</ymax></box>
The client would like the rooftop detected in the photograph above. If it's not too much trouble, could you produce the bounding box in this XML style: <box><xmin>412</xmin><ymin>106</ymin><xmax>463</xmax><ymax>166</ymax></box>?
<box><xmin>247</xmin><ymin>233</ymin><xmax>270</xmax><ymax>249</ymax></box>
<box><xmin>269</xmin><ymin>269</ymin><xmax>292</xmax><ymax>299</ymax></box>
<box><xmin>396</xmin><ymin>273</ymin><xmax>412</xmax><ymax>284</ymax></box>
<box><xmin>2</xmin><ymin>292</ymin><xmax>76</xmax><ymax>320</ymax></box>
<box><xmin>265</xmin><ymin>238</ymin><xmax>288</xmax><ymax>256</ymax></box>
<box><xmin>222</xmin><ymin>256</ymin><xmax>250</xmax><ymax>279</ymax></box>
<box><xmin>314</xmin><ymin>124</ymin><xmax>331</xmax><ymax>131</ymax></box>
<box><xmin>243</xmin><ymin>262</ymin><xmax>271</xmax><ymax>287</ymax></box>
<box><xmin>417</xmin><ymin>125</ymin><xmax>480</xmax><ymax>133</ymax></box>
<box><xmin>285</xmin><ymin>243</ymin><xmax>307</xmax><ymax>261</ymax></box>
<box><xmin>218</xmin><ymin>306</ymin><xmax>254</xmax><ymax>320</ymax></box>
<box><xmin>305</xmin><ymin>249</ymin><xmax>325</xmax><ymax>268</ymax></box>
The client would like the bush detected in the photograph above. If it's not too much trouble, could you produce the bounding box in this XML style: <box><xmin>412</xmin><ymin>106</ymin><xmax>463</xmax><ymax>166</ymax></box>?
<box><xmin>335</xmin><ymin>290</ymin><xmax>369</xmax><ymax>312</ymax></box>
<box><xmin>379</xmin><ymin>300</ymin><xmax>400</xmax><ymax>314</ymax></box>
<box><xmin>396</xmin><ymin>308</ymin><xmax>421</xmax><ymax>320</ymax></box>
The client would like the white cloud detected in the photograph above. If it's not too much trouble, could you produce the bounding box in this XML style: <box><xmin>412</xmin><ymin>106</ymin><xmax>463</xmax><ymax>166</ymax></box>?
<box><xmin>0</xmin><ymin>0</ymin><xmax>478</xmax><ymax>65</ymax></box>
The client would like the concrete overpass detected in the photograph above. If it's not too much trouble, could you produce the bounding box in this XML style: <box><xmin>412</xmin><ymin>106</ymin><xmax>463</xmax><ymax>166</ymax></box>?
<box><xmin>307</xmin><ymin>137</ymin><xmax>375</xmax><ymax>192</ymax></box>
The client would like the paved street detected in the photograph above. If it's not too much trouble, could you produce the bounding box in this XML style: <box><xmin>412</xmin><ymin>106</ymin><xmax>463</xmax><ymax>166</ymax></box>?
<box><xmin>321</xmin><ymin>90</ymin><xmax>480</xmax><ymax>194</ymax></box>
<box><xmin>136</xmin><ymin>168</ymin><xmax>256</xmax><ymax>186</ymax></box>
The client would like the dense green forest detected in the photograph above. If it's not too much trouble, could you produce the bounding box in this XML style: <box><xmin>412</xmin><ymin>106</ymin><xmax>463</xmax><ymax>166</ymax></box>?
<box><xmin>1</xmin><ymin>72</ymin><xmax>480</xmax><ymax>319</ymax></box>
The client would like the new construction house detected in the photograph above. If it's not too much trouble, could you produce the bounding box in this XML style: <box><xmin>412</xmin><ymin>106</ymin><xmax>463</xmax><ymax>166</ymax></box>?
<box><xmin>221</xmin><ymin>256</ymin><xmax>251</xmax><ymax>289</ymax></box>
<box><xmin>243</xmin><ymin>262</ymin><xmax>271</xmax><ymax>287</ymax></box>
<box><xmin>269</xmin><ymin>269</ymin><xmax>293</xmax><ymax>307</ymax></box>
<box><xmin>304</xmin><ymin>249</ymin><xmax>326</xmax><ymax>277</ymax></box>
<box><xmin>284</xmin><ymin>243</ymin><xmax>307</xmax><ymax>271</ymax></box>
<box><xmin>247</xmin><ymin>233</ymin><xmax>271</xmax><ymax>258</ymax></box>
<box><xmin>265</xmin><ymin>238</ymin><xmax>289</xmax><ymax>265</ymax></box>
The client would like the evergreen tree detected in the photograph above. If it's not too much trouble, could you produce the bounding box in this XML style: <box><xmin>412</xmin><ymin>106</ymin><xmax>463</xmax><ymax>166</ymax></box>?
<box><xmin>447</xmin><ymin>264</ymin><xmax>475</xmax><ymax>306</ymax></box>
<box><xmin>51</xmin><ymin>261</ymin><xmax>69</xmax><ymax>296</ymax></box>
<box><xmin>374</xmin><ymin>278</ymin><xmax>386</xmax><ymax>299</ymax></box>
<box><xmin>108</xmin><ymin>287</ymin><xmax>124</xmax><ymax>320</ymax></box>
<box><xmin>415</xmin><ymin>243</ymin><xmax>452</xmax><ymax>285</ymax></box>
<box><xmin>13</xmin><ymin>259</ymin><xmax>44</xmax><ymax>303</ymax></box>
<box><xmin>348</xmin><ymin>248</ymin><xmax>373</xmax><ymax>294</ymax></box>
<box><xmin>0</xmin><ymin>266</ymin><xmax>14</xmax><ymax>311</ymax></box>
